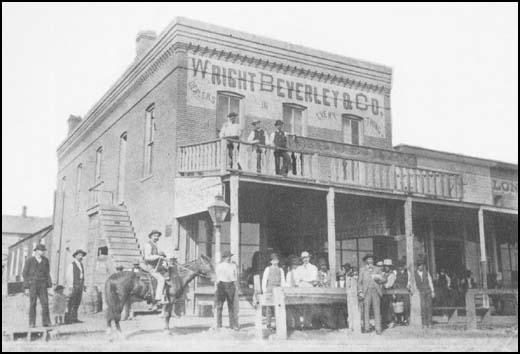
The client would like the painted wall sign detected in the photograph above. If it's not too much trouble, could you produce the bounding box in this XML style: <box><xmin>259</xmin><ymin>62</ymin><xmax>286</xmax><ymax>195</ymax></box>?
<box><xmin>492</xmin><ymin>179</ymin><xmax>518</xmax><ymax>195</ymax></box>
<box><xmin>187</xmin><ymin>55</ymin><xmax>387</xmax><ymax>138</ymax></box>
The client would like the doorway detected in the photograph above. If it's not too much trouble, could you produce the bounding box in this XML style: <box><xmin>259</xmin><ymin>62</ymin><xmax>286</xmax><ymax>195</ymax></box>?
<box><xmin>435</xmin><ymin>239</ymin><xmax>465</xmax><ymax>275</ymax></box>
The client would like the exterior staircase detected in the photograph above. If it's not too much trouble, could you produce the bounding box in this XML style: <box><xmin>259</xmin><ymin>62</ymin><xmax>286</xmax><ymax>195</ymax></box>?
<box><xmin>87</xmin><ymin>204</ymin><xmax>142</xmax><ymax>289</ymax></box>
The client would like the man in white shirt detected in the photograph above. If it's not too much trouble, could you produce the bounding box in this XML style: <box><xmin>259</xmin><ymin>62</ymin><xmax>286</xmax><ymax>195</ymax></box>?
<box><xmin>142</xmin><ymin>230</ymin><xmax>167</xmax><ymax>304</ymax></box>
<box><xmin>215</xmin><ymin>251</ymin><xmax>239</xmax><ymax>330</ymax></box>
<box><xmin>219</xmin><ymin>112</ymin><xmax>242</xmax><ymax>169</ymax></box>
<box><xmin>65</xmin><ymin>249</ymin><xmax>87</xmax><ymax>323</ymax></box>
<box><xmin>295</xmin><ymin>251</ymin><xmax>318</xmax><ymax>288</ymax></box>
<box><xmin>412</xmin><ymin>260</ymin><xmax>435</xmax><ymax>328</ymax></box>
<box><xmin>261</xmin><ymin>253</ymin><xmax>286</xmax><ymax>329</ymax></box>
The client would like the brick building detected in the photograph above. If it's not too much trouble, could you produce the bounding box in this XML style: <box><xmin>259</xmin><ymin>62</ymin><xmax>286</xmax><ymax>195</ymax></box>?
<box><xmin>50</xmin><ymin>18</ymin><xmax>518</xmax><ymax>313</ymax></box>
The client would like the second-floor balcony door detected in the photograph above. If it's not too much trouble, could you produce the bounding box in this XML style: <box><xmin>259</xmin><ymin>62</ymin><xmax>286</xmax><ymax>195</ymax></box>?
<box><xmin>117</xmin><ymin>133</ymin><xmax>127</xmax><ymax>205</ymax></box>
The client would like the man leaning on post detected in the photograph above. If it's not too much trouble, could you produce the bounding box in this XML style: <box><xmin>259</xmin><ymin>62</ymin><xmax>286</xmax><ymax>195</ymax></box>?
<box><xmin>22</xmin><ymin>244</ymin><xmax>52</xmax><ymax>328</ymax></box>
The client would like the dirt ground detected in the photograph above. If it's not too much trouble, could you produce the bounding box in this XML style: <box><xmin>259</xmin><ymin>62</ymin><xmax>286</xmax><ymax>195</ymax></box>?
<box><xmin>2</xmin><ymin>294</ymin><xmax>518</xmax><ymax>352</ymax></box>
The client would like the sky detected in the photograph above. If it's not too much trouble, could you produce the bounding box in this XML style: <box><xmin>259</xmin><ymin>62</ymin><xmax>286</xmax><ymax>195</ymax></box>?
<box><xmin>2</xmin><ymin>3</ymin><xmax>518</xmax><ymax>217</ymax></box>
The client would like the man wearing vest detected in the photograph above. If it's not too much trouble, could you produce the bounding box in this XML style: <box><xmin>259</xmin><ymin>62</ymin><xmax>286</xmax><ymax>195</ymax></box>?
<box><xmin>394</xmin><ymin>259</ymin><xmax>411</xmax><ymax>325</ymax></box>
<box><xmin>269</xmin><ymin>120</ymin><xmax>292</xmax><ymax>176</ymax></box>
<box><xmin>247</xmin><ymin>120</ymin><xmax>266</xmax><ymax>173</ymax></box>
<box><xmin>143</xmin><ymin>230</ymin><xmax>167</xmax><ymax>304</ymax></box>
<box><xmin>358</xmin><ymin>254</ymin><xmax>386</xmax><ymax>334</ymax></box>
<box><xmin>413</xmin><ymin>259</ymin><xmax>435</xmax><ymax>328</ymax></box>
<box><xmin>261</xmin><ymin>253</ymin><xmax>286</xmax><ymax>329</ymax></box>
<box><xmin>65</xmin><ymin>249</ymin><xmax>87</xmax><ymax>323</ymax></box>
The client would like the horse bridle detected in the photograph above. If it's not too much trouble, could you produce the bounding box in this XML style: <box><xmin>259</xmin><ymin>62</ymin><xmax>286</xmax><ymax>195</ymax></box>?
<box><xmin>172</xmin><ymin>259</ymin><xmax>212</xmax><ymax>279</ymax></box>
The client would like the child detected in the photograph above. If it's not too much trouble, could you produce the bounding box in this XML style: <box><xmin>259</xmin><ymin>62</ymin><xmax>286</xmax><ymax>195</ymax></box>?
<box><xmin>52</xmin><ymin>285</ymin><xmax>67</xmax><ymax>325</ymax></box>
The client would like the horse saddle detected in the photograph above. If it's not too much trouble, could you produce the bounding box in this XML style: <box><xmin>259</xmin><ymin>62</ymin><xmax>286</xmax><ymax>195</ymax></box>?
<box><xmin>135</xmin><ymin>270</ymin><xmax>171</xmax><ymax>302</ymax></box>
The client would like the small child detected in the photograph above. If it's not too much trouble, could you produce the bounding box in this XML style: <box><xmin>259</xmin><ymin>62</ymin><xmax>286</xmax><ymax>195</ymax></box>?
<box><xmin>52</xmin><ymin>285</ymin><xmax>67</xmax><ymax>325</ymax></box>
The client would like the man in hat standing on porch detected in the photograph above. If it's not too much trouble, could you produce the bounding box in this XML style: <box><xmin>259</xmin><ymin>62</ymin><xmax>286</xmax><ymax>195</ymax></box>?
<box><xmin>219</xmin><ymin>112</ymin><xmax>243</xmax><ymax>169</ymax></box>
<box><xmin>22</xmin><ymin>244</ymin><xmax>52</xmax><ymax>327</ymax></box>
<box><xmin>143</xmin><ymin>230</ymin><xmax>168</xmax><ymax>304</ymax></box>
<box><xmin>358</xmin><ymin>254</ymin><xmax>386</xmax><ymax>334</ymax></box>
<box><xmin>65</xmin><ymin>249</ymin><xmax>87</xmax><ymax>323</ymax></box>
<box><xmin>247</xmin><ymin>120</ymin><xmax>267</xmax><ymax>173</ymax></box>
<box><xmin>269</xmin><ymin>120</ymin><xmax>292</xmax><ymax>176</ymax></box>
<box><xmin>215</xmin><ymin>250</ymin><xmax>239</xmax><ymax>330</ymax></box>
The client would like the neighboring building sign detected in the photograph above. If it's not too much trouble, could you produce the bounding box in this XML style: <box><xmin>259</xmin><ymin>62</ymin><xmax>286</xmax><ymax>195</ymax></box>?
<box><xmin>187</xmin><ymin>54</ymin><xmax>387</xmax><ymax>138</ymax></box>
<box><xmin>492</xmin><ymin>179</ymin><xmax>518</xmax><ymax>195</ymax></box>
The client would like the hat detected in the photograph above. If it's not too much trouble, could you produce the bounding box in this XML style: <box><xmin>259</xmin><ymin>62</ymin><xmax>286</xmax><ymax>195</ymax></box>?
<box><xmin>73</xmin><ymin>249</ymin><xmax>87</xmax><ymax>258</ymax></box>
<box><xmin>376</xmin><ymin>261</ymin><xmax>383</xmax><ymax>267</ymax></box>
<box><xmin>383</xmin><ymin>259</ymin><xmax>393</xmax><ymax>266</ymax></box>
<box><xmin>362</xmin><ymin>254</ymin><xmax>374</xmax><ymax>262</ymax></box>
<box><xmin>148</xmin><ymin>230</ymin><xmax>162</xmax><ymax>238</ymax></box>
<box><xmin>274</xmin><ymin>119</ymin><xmax>284</xmax><ymax>126</ymax></box>
<box><xmin>34</xmin><ymin>244</ymin><xmax>46</xmax><ymax>252</ymax></box>
<box><xmin>301</xmin><ymin>251</ymin><xmax>310</xmax><ymax>258</ymax></box>
<box><xmin>54</xmin><ymin>285</ymin><xmax>64</xmax><ymax>292</ymax></box>
<box><xmin>227</xmin><ymin>112</ymin><xmax>238</xmax><ymax>118</ymax></box>
<box><xmin>342</xmin><ymin>263</ymin><xmax>352</xmax><ymax>270</ymax></box>
<box><xmin>270</xmin><ymin>253</ymin><xmax>280</xmax><ymax>261</ymax></box>
<box><xmin>222</xmin><ymin>250</ymin><xmax>233</xmax><ymax>259</ymax></box>
<box><xmin>251</xmin><ymin>120</ymin><xmax>261</xmax><ymax>125</ymax></box>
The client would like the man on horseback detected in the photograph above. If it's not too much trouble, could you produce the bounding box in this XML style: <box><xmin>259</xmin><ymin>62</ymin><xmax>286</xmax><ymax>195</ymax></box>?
<box><xmin>143</xmin><ymin>230</ymin><xmax>168</xmax><ymax>304</ymax></box>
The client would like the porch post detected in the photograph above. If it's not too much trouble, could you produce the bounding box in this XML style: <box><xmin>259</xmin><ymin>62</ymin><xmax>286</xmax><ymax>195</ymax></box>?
<box><xmin>478</xmin><ymin>207</ymin><xmax>489</xmax><ymax>293</ymax></box>
<box><xmin>428</xmin><ymin>214</ymin><xmax>437</xmax><ymax>277</ymax></box>
<box><xmin>230</xmin><ymin>175</ymin><xmax>240</xmax><ymax>266</ymax></box>
<box><xmin>405</xmin><ymin>197</ymin><xmax>422</xmax><ymax>327</ymax></box>
<box><xmin>327</xmin><ymin>187</ymin><xmax>337</xmax><ymax>287</ymax></box>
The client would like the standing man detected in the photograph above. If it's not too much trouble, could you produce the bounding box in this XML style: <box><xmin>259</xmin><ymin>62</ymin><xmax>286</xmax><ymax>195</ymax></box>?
<box><xmin>295</xmin><ymin>251</ymin><xmax>318</xmax><ymax>328</ymax></box>
<box><xmin>394</xmin><ymin>259</ymin><xmax>411</xmax><ymax>325</ymax></box>
<box><xmin>358</xmin><ymin>254</ymin><xmax>386</xmax><ymax>335</ymax></box>
<box><xmin>261</xmin><ymin>253</ymin><xmax>286</xmax><ymax>330</ymax></box>
<box><xmin>215</xmin><ymin>251</ymin><xmax>239</xmax><ymax>331</ymax></box>
<box><xmin>345</xmin><ymin>265</ymin><xmax>361</xmax><ymax>332</ymax></box>
<box><xmin>22</xmin><ymin>244</ymin><xmax>52</xmax><ymax>328</ymax></box>
<box><xmin>269</xmin><ymin>120</ymin><xmax>292</xmax><ymax>176</ymax></box>
<box><xmin>65</xmin><ymin>249</ymin><xmax>87</xmax><ymax>323</ymax></box>
<box><xmin>247</xmin><ymin>120</ymin><xmax>266</xmax><ymax>173</ymax></box>
<box><xmin>413</xmin><ymin>260</ymin><xmax>435</xmax><ymax>328</ymax></box>
<box><xmin>143</xmin><ymin>230</ymin><xmax>167</xmax><ymax>305</ymax></box>
<box><xmin>382</xmin><ymin>259</ymin><xmax>397</xmax><ymax>328</ymax></box>
<box><xmin>219</xmin><ymin>112</ymin><xmax>242</xmax><ymax>169</ymax></box>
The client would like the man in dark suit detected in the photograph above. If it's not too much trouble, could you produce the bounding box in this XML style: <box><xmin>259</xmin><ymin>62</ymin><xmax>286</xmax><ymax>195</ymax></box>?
<box><xmin>66</xmin><ymin>249</ymin><xmax>87</xmax><ymax>323</ymax></box>
<box><xmin>358</xmin><ymin>254</ymin><xmax>386</xmax><ymax>334</ymax></box>
<box><xmin>22</xmin><ymin>244</ymin><xmax>52</xmax><ymax>327</ymax></box>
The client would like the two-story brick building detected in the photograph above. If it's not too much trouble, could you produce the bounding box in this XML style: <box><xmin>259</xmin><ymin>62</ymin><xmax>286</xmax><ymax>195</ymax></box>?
<box><xmin>49</xmin><ymin>18</ymin><xmax>518</xmax><ymax>314</ymax></box>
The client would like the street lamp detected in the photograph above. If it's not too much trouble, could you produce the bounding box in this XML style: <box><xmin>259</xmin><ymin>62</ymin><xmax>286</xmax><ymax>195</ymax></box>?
<box><xmin>207</xmin><ymin>195</ymin><xmax>229</xmax><ymax>266</ymax></box>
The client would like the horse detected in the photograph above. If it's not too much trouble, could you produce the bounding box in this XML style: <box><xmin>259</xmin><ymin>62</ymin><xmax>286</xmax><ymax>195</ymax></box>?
<box><xmin>104</xmin><ymin>255</ymin><xmax>214</xmax><ymax>337</ymax></box>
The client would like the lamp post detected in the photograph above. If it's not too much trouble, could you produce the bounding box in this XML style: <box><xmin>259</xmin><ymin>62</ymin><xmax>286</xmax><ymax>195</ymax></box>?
<box><xmin>208</xmin><ymin>195</ymin><xmax>230</xmax><ymax>266</ymax></box>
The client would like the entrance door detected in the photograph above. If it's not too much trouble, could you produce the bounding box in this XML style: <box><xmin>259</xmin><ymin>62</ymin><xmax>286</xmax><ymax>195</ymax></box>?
<box><xmin>435</xmin><ymin>240</ymin><xmax>464</xmax><ymax>275</ymax></box>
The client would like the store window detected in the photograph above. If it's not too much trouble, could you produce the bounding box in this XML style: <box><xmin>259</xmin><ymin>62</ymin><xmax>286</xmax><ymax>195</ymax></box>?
<box><xmin>143</xmin><ymin>105</ymin><xmax>155</xmax><ymax>177</ymax></box>
<box><xmin>283</xmin><ymin>103</ymin><xmax>307</xmax><ymax>136</ymax></box>
<box><xmin>342</xmin><ymin>114</ymin><xmax>363</xmax><ymax>145</ymax></box>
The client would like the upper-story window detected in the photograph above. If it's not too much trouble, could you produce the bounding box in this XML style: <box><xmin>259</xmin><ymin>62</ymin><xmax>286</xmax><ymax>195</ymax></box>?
<box><xmin>95</xmin><ymin>147</ymin><xmax>103</xmax><ymax>182</ymax></box>
<box><xmin>143</xmin><ymin>105</ymin><xmax>155</xmax><ymax>177</ymax></box>
<box><xmin>75</xmin><ymin>163</ymin><xmax>82</xmax><ymax>212</ymax></box>
<box><xmin>216</xmin><ymin>92</ymin><xmax>243</xmax><ymax>137</ymax></box>
<box><xmin>283</xmin><ymin>103</ymin><xmax>307</xmax><ymax>136</ymax></box>
<box><xmin>342</xmin><ymin>114</ymin><xmax>364</xmax><ymax>146</ymax></box>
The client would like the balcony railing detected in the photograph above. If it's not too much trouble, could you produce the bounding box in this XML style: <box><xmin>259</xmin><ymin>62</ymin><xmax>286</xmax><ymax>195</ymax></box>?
<box><xmin>178</xmin><ymin>139</ymin><xmax>464</xmax><ymax>200</ymax></box>
<box><xmin>88</xmin><ymin>181</ymin><xmax>115</xmax><ymax>207</ymax></box>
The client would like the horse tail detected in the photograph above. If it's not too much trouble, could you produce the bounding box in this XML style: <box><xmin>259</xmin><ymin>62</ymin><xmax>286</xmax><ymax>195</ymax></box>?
<box><xmin>105</xmin><ymin>276</ymin><xmax>123</xmax><ymax>323</ymax></box>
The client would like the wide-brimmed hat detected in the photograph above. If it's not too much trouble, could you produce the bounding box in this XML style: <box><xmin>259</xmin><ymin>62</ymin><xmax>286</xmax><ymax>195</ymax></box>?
<box><xmin>300</xmin><ymin>251</ymin><xmax>310</xmax><ymax>258</ymax></box>
<box><xmin>222</xmin><ymin>250</ymin><xmax>233</xmax><ymax>258</ymax></box>
<box><xmin>148</xmin><ymin>230</ymin><xmax>162</xmax><ymax>238</ymax></box>
<box><xmin>342</xmin><ymin>263</ymin><xmax>352</xmax><ymax>271</ymax></box>
<box><xmin>362</xmin><ymin>254</ymin><xmax>374</xmax><ymax>262</ymax></box>
<box><xmin>376</xmin><ymin>261</ymin><xmax>383</xmax><ymax>267</ymax></box>
<box><xmin>227</xmin><ymin>112</ymin><xmax>238</xmax><ymax>118</ymax></box>
<box><xmin>251</xmin><ymin>120</ymin><xmax>261</xmax><ymax>125</ymax></box>
<box><xmin>34</xmin><ymin>244</ymin><xmax>47</xmax><ymax>252</ymax></box>
<box><xmin>73</xmin><ymin>249</ymin><xmax>87</xmax><ymax>258</ymax></box>
<box><xmin>274</xmin><ymin>119</ymin><xmax>284</xmax><ymax>126</ymax></box>
<box><xmin>54</xmin><ymin>285</ymin><xmax>64</xmax><ymax>292</ymax></box>
<box><xmin>383</xmin><ymin>259</ymin><xmax>393</xmax><ymax>266</ymax></box>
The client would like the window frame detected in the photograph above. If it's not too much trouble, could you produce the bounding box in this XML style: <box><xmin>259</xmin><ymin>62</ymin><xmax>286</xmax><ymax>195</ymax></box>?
<box><xmin>143</xmin><ymin>105</ymin><xmax>155</xmax><ymax>178</ymax></box>
<box><xmin>216</xmin><ymin>91</ymin><xmax>245</xmax><ymax>136</ymax></box>
<box><xmin>74</xmin><ymin>163</ymin><xmax>82</xmax><ymax>212</ymax></box>
<box><xmin>283</xmin><ymin>103</ymin><xmax>307</xmax><ymax>137</ymax></box>
<box><xmin>341</xmin><ymin>114</ymin><xmax>364</xmax><ymax>146</ymax></box>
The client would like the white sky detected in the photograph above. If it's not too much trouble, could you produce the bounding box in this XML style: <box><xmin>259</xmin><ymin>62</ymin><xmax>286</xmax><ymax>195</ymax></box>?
<box><xmin>2</xmin><ymin>3</ymin><xmax>518</xmax><ymax>217</ymax></box>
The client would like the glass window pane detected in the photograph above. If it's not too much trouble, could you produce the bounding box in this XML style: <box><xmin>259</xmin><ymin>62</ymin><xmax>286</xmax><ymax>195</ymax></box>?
<box><xmin>342</xmin><ymin>250</ymin><xmax>358</xmax><ymax>267</ymax></box>
<box><xmin>351</xmin><ymin>120</ymin><xmax>360</xmax><ymax>145</ymax></box>
<box><xmin>282</xmin><ymin>105</ymin><xmax>292</xmax><ymax>131</ymax></box>
<box><xmin>342</xmin><ymin>239</ymin><xmax>356</xmax><ymax>250</ymax></box>
<box><xmin>358</xmin><ymin>237</ymin><xmax>373</xmax><ymax>251</ymax></box>
<box><xmin>293</xmin><ymin>109</ymin><xmax>303</xmax><ymax>135</ymax></box>
<box><xmin>342</xmin><ymin>118</ymin><xmax>352</xmax><ymax>144</ymax></box>
<box><xmin>241</xmin><ymin>223</ymin><xmax>260</xmax><ymax>245</ymax></box>
<box><xmin>230</xmin><ymin>97</ymin><xmax>240</xmax><ymax>121</ymax></box>
<box><xmin>216</xmin><ymin>94</ymin><xmax>229</xmax><ymax>135</ymax></box>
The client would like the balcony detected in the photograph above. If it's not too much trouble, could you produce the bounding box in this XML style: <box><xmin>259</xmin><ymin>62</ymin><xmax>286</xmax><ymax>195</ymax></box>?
<box><xmin>177</xmin><ymin>138</ymin><xmax>464</xmax><ymax>201</ymax></box>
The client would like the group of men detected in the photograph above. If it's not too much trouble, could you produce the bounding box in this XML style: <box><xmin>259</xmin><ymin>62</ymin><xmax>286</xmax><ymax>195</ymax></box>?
<box><xmin>219</xmin><ymin>112</ymin><xmax>293</xmax><ymax>176</ymax></box>
<box><xmin>21</xmin><ymin>244</ymin><xmax>86</xmax><ymax>328</ymax></box>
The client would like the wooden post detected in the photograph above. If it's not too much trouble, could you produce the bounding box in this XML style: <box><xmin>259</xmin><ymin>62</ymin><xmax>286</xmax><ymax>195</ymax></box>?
<box><xmin>478</xmin><ymin>207</ymin><xmax>489</xmax><ymax>307</ymax></box>
<box><xmin>327</xmin><ymin>188</ymin><xmax>337</xmax><ymax>288</ymax></box>
<box><xmin>273</xmin><ymin>287</ymin><xmax>288</xmax><ymax>340</ymax></box>
<box><xmin>405</xmin><ymin>197</ymin><xmax>422</xmax><ymax>327</ymax></box>
<box><xmin>230</xmin><ymin>175</ymin><xmax>240</xmax><ymax>328</ymax></box>
<box><xmin>428</xmin><ymin>214</ymin><xmax>437</xmax><ymax>277</ymax></box>
<box><xmin>466</xmin><ymin>290</ymin><xmax>477</xmax><ymax>330</ymax></box>
<box><xmin>254</xmin><ymin>275</ymin><xmax>263</xmax><ymax>339</ymax></box>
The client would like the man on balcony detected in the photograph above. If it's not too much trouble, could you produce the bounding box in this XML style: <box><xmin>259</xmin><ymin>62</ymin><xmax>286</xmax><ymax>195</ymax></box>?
<box><xmin>219</xmin><ymin>112</ymin><xmax>242</xmax><ymax>169</ymax></box>
<box><xmin>247</xmin><ymin>120</ymin><xmax>266</xmax><ymax>173</ymax></box>
<box><xmin>269</xmin><ymin>120</ymin><xmax>292</xmax><ymax>176</ymax></box>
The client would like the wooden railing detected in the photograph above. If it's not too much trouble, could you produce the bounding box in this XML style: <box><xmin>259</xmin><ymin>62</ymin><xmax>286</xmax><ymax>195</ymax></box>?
<box><xmin>88</xmin><ymin>181</ymin><xmax>114</xmax><ymax>206</ymax></box>
<box><xmin>178</xmin><ymin>139</ymin><xmax>464</xmax><ymax>200</ymax></box>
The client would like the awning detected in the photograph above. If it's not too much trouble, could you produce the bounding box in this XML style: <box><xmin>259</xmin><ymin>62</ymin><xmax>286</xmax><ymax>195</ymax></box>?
<box><xmin>175</xmin><ymin>177</ymin><xmax>223</xmax><ymax>218</ymax></box>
